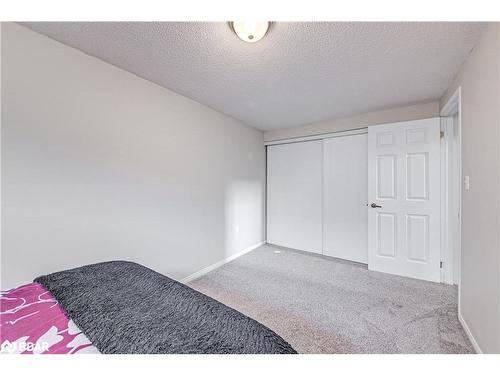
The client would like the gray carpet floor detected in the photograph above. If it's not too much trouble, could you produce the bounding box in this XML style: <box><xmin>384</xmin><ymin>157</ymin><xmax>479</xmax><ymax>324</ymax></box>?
<box><xmin>188</xmin><ymin>244</ymin><xmax>473</xmax><ymax>354</ymax></box>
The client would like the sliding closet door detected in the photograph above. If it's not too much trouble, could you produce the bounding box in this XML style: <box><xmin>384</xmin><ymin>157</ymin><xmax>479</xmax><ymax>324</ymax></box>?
<box><xmin>323</xmin><ymin>134</ymin><xmax>368</xmax><ymax>263</ymax></box>
<box><xmin>267</xmin><ymin>141</ymin><xmax>323</xmax><ymax>254</ymax></box>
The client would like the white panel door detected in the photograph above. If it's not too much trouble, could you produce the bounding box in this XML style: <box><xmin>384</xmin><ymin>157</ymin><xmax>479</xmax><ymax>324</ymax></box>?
<box><xmin>267</xmin><ymin>141</ymin><xmax>323</xmax><ymax>254</ymax></box>
<box><xmin>367</xmin><ymin>118</ymin><xmax>441</xmax><ymax>282</ymax></box>
<box><xmin>323</xmin><ymin>134</ymin><xmax>368</xmax><ymax>263</ymax></box>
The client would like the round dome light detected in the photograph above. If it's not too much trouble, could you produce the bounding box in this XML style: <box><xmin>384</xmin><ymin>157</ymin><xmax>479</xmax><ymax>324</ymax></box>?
<box><xmin>230</xmin><ymin>22</ymin><xmax>270</xmax><ymax>43</ymax></box>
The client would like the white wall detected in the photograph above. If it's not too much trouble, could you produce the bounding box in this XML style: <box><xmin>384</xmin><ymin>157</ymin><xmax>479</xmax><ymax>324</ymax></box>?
<box><xmin>0</xmin><ymin>23</ymin><xmax>266</xmax><ymax>289</ymax></box>
<box><xmin>264</xmin><ymin>101</ymin><xmax>440</xmax><ymax>142</ymax></box>
<box><xmin>441</xmin><ymin>23</ymin><xmax>500</xmax><ymax>354</ymax></box>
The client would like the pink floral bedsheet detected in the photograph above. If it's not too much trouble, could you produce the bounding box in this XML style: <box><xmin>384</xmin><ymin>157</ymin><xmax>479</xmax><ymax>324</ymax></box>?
<box><xmin>0</xmin><ymin>282</ymin><xmax>99</xmax><ymax>354</ymax></box>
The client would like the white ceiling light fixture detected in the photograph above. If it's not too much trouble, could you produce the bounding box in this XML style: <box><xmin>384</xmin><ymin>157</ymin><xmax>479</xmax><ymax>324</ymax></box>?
<box><xmin>230</xmin><ymin>22</ymin><xmax>270</xmax><ymax>43</ymax></box>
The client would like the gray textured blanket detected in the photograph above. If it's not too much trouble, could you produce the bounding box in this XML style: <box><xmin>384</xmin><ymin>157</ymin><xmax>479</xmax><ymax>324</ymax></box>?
<box><xmin>35</xmin><ymin>261</ymin><xmax>296</xmax><ymax>354</ymax></box>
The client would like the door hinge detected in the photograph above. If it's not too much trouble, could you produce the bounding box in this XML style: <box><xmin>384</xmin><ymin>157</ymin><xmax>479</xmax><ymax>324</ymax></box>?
<box><xmin>440</xmin><ymin>131</ymin><xmax>445</xmax><ymax>138</ymax></box>
<box><xmin>440</xmin><ymin>261</ymin><xmax>443</xmax><ymax>269</ymax></box>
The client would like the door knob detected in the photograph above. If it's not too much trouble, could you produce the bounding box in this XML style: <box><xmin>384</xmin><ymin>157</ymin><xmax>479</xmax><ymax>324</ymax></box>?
<box><xmin>370</xmin><ymin>203</ymin><xmax>382</xmax><ymax>208</ymax></box>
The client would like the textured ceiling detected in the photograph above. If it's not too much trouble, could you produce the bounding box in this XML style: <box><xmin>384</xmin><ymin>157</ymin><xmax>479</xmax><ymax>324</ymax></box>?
<box><xmin>23</xmin><ymin>22</ymin><xmax>484</xmax><ymax>130</ymax></box>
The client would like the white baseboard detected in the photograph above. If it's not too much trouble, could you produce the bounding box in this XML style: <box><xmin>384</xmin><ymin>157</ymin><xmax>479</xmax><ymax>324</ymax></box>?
<box><xmin>180</xmin><ymin>241</ymin><xmax>266</xmax><ymax>284</ymax></box>
<box><xmin>458</xmin><ymin>312</ymin><xmax>482</xmax><ymax>354</ymax></box>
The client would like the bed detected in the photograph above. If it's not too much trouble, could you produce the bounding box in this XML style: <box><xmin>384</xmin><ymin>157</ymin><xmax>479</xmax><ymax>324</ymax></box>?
<box><xmin>0</xmin><ymin>261</ymin><xmax>296</xmax><ymax>354</ymax></box>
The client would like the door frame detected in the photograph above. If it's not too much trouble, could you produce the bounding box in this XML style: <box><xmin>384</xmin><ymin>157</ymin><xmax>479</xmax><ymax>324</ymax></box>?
<box><xmin>440</xmin><ymin>87</ymin><xmax>462</xmax><ymax>288</ymax></box>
